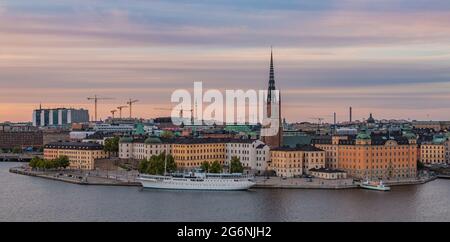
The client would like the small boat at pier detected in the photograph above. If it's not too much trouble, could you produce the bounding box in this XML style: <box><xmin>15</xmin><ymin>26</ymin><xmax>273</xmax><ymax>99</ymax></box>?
<box><xmin>359</xmin><ymin>180</ymin><xmax>391</xmax><ymax>191</ymax></box>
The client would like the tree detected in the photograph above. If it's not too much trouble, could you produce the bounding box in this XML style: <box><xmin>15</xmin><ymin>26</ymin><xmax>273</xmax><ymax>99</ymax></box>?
<box><xmin>55</xmin><ymin>156</ymin><xmax>70</xmax><ymax>169</ymax></box>
<box><xmin>229</xmin><ymin>156</ymin><xmax>244</xmax><ymax>173</ymax></box>
<box><xmin>104</xmin><ymin>137</ymin><xmax>120</xmax><ymax>156</ymax></box>
<box><xmin>200</xmin><ymin>161</ymin><xmax>210</xmax><ymax>172</ymax></box>
<box><xmin>138</xmin><ymin>159</ymin><xmax>149</xmax><ymax>173</ymax></box>
<box><xmin>209</xmin><ymin>160</ymin><xmax>222</xmax><ymax>173</ymax></box>
<box><xmin>165</xmin><ymin>153</ymin><xmax>177</xmax><ymax>173</ymax></box>
<box><xmin>29</xmin><ymin>156</ymin><xmax>41</xmax><ymax>169</ymax></box>
<box><xmin>139</xmin><ymin>152</ymin><xmax>177</xmax><ymax>175</ymax></box>
<box><xmin>29</xmin><ymin>156</ymin><xmax>70</xmax><ymax>170</ymax></box>
<box><xmin>160</xmin><ymin>130</ymin><xmax>174</xmax><ymax>139</ymax></box>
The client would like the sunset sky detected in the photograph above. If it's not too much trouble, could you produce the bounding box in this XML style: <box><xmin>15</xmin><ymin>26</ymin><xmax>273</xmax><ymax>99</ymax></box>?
<box><xmin>1</xmin><ymin>0</ymin><xmax>450</xmax><ymax>123</ymax></box>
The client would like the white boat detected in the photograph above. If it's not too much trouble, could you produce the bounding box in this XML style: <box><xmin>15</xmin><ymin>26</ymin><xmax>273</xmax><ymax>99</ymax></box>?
<box><xmin>359</xmin><ymin>180</ymin><xmax>391</xmax><ymax>191</ymax></box>
<box><xmin>137</xmin><ymin>171</ymin><xmax>255</xmax><ymax>191</ymax></box>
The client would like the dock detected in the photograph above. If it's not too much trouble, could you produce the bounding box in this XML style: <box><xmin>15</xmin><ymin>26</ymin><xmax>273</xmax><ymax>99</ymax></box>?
<box><xmin>9</xmin><ymin>167</ymin><xmax>141</xmax><ymax>186</ymax></box>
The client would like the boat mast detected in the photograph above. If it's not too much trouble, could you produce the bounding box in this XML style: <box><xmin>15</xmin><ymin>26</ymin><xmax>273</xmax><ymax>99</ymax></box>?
<box><xmin>164</xmin><ymin>146</ymin><xmax>168</xmax><ymax>176</ymax></box>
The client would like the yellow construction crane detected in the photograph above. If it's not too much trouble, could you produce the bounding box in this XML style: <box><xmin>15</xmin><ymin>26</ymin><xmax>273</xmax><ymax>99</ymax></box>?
<box><xmin>126</xmin><ymin>99</ymin><xmax>139</xmax><ymax>118</ymax></box>
<box><xmin>110</xmin><ymin>110</ymin><xmax>117</xmax><ymax>119</ymax></box>
<box><xmin>117</xmin><ymin>106</ymin><xmax>128</xmax><ymax>119</ymax></box>
<box><xmin>87</xmin><ymin>95</ymin><xmax>114</xmax><ymax>122</ymax></box>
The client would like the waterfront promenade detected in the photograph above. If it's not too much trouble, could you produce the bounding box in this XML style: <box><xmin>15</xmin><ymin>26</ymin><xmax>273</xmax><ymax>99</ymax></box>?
<box><xmin>10</xmin><ymin>166</ymin><xmax>140</xmax><ymax>186</ymax></box>
<box><xmin>9</xmin><ymin>165</ymin><xmax>437</xmax><ymax>189</ymax></box>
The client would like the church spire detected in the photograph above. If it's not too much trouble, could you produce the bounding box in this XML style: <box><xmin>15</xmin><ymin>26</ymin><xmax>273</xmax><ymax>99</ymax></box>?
<box><xmin>267</xmin><ymin>47</ymin><xmax>276</xmax><ymax>103</ymax></box>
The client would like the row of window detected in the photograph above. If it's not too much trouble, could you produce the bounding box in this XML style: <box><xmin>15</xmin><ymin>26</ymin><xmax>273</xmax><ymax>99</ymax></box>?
<box><xmin>174</xmin><ymin>155</ymin><xmax>225</xmax><ymax>160</ymax></box>
<box><xmin>173</xmin><ymin>149</ymin><xmax>225</xmax><ymax>154</ymax></box>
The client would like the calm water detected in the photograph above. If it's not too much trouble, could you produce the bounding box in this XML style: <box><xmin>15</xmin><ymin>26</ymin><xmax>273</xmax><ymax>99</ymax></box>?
<box><xmin>1</xmin><ymin>162</ymin><xmax>449</xmax><ymax>222</ymax></box>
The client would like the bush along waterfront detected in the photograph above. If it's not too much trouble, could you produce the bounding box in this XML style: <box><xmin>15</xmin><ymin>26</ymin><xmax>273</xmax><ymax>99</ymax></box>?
<box><xmin>29</xmin><ymin>156</ymin><xmax>70</xmax><ymax>170</ymax></box>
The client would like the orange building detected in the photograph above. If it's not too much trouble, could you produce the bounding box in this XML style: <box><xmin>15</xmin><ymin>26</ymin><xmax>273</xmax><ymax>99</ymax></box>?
<box><xmin>313</xmin><ymin>133</ymin><xmax>417</xmax><ymax>180</ymax></box>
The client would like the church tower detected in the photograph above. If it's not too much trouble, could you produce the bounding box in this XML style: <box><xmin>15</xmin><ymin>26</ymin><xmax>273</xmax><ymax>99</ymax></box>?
<box><xmin>261</xmin><ymin>48</ymin><xmax>283</xmax><ymax>148</ymax></box>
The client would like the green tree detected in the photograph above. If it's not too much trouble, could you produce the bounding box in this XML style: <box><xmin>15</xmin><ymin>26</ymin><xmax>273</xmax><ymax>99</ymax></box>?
<box><xmin>140</xmin><ymin>152</ymin><xmax>177</xmax><ymax>175</ymax></box>
<box><xmin>36</xmin><ymin>159</ymin><xmax>46</xmax><ymax>169</ymax></box>
<box><xmin>138</xmin><ymin>159</ymin><xmax>149</xmax><ymax>173</ymax></box>
<box><xmin>55</xmin><ymin>156</ymin><xmax>70</xmax><ymax>169</ymax></box>
<box><xmin>209</xmin><ymin>160</ymin><xmax>222</xmax><ymax>173</ymax></box>
<box><xmin>165</xmin><ymin>153</ymin><xmax>177</xmax><ymax>173</ymax></box>
<box><xmin>104</xmin><ymin>137</ymin><xmax>120</xmax><ymax>156</ymax></box>
<box><xmin>160</xmin><ymin>130</ymin><xmax>174</xmax><ymax>139</ymax></box>
<box><xmin>29</xmin><ymin>156</ymin><xmax>70</xmax><ymax>170</ymax></box>
<box><xmin>229</xmin><ymin>156</ymin><xmax>244</xmax><ymax>173</ymax></box>
<box><xmin>29</xmin><ymin>156</ymin><xmax>41</xmax><ymax>169</ymax></box>
<box><xmin>200</xmin><ymin>161</ymin><xmax>210</xmax><ymax>172</ymax></box>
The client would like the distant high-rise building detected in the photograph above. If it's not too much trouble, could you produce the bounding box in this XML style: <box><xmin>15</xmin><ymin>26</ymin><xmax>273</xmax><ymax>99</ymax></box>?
<box><xmin>32</xmin><ymin>108</ymin><xmax>89</xmax><ymax>127</ymax></box>
<box><xmin>261</xmin><ymin>49</ymin><xmax>283</xmax><ymax>148</ymax></box>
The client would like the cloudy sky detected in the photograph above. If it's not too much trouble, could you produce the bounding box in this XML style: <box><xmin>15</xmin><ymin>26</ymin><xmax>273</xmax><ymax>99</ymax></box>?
<box><xmin>1</xmin><ymin>0</ymin><xmax>450</xmax><ymax>123</ymax></box>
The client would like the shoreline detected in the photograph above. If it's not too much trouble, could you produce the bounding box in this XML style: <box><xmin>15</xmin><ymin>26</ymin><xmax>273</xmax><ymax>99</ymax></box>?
<box><xmin>9</xmin><ymin>166</ymin><xmax>438</xmax><ymax>190</ymax></box>
<box><xmin>9</xmin><ymin>167</ymin><xmax>141</xmax><ymax>186</ymax></box>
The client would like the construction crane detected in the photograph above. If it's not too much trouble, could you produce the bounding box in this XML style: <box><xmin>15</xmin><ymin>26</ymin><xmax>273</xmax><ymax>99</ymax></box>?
<box><xmin>126</xmin><ymin>99</ymin><xmax>139</xmax><ymax>118</ymax></box>
<box><xmin>87</xmin><ymin>95</ymin><xmax>114</xmax><ymax>122</ymax></box>
<box><xmin>110</xmin><ymin>110</ymin><xmax>117</xmax><ymax>119</ymax></box>
<box><xmin>117</xmin><ymin>106</ymin><xmax>128</xmax><ymax>119</ymax></box>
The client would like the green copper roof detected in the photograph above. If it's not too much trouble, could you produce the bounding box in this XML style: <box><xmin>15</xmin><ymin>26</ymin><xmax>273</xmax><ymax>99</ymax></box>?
<box><xmin>283</xmin><ymin>135</ymin><xmax>312</xmax><ymax>148</ymax></box>
<box><xmin>119</xmin><ymin>137</ymin><xmax>133</xmax><ymax>143</ymax></box>
<box><xmin>225</xmin><ymin>125</ymin><xmax>252</xmax><ymax>133</ymax></box>
<box><xmin>356</xmin><ymin>132</ymin><xmax>371</xmax><ymax>140</ymax></box>
<box><xmin>145</xmin><ymin>137</ymin><xmax>162</xmax><ymax>144</ymax></box>
<box><xmin>432</xmin><ymin>134</ymin><xmax>448</xmax><ymax>144</ymax></box>
<box><xmin>402</xmin><ymin>132</ymin><xmax>417</xmax><ymax>140</ymax></box>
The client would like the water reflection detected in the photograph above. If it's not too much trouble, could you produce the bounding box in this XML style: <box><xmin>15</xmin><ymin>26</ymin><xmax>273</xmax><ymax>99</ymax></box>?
<box><xmin>1</xmin><ymin>162</ymin><xmax>449</xmax><ymax>222</ymax></box>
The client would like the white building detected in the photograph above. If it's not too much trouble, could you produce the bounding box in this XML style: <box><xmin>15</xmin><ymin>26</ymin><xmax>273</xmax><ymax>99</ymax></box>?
<box><xmin>119</xmin><ymin>137</ymin><xmax>270</xmax><ymax>174</ymax></box>
<box><xmin>70</xmin><ymin>131</ymin><xmax>96</xmax><ymax>141</ymax></box>
<box><xmin>93</xmin><ymin>123</ymin><xmax>134</xmax><ymax>133</ymax></box>
<box><xmin>119</xmin><ymin>137</ymin><xmax>172</xmax><ymax>160</ymax></box>
<box><xmin>225</xmin><ymin>139</ymin><xmax>270</xmax><ymax>174</ymax></box>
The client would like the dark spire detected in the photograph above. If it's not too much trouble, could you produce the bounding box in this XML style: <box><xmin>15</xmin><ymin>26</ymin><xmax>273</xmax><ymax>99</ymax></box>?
<box><xmin>267</xmin><ymin>47</ymin><xmax>276</xmax><ymax>103</ymax></box>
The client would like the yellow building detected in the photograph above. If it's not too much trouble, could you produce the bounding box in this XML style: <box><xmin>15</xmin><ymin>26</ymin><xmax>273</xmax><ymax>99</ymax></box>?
<box><xmin>44</xmin><ymin>142</ymin><xmax>109</xmax><ymax>170</ymax></box>
<box><xmin>172</xmin><ymin>138</ymin><xmax>226</xmax><ymax>168</ymax></box>
<box><xmin>270</xmin><ymin>145</ymin><xmax>325</xmax><ymax>177</ymax></box>
<box><xmin>313</xmin><ymin>133</ymin><xmax>417</xmax><ymax>180</ymax></box>
<box><xmin>309</xmin><ymin>168</ymin><xmax>347</xmax><ymax>180</ymax></box>
<box><xmin>420</xmin><ymin>142</ymin><xmax>446</xmax><ymax>164</ymax></box>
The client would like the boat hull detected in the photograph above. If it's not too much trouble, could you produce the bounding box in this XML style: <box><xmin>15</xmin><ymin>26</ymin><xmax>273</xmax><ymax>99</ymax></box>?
<box><xmin>138</xmin><ymin>177</ymin><xmax>255</xmax><ymax>191</ymax></box>
<box><xmin>359</xmin><ymin>184</ymin><xmax>391</xmax><ymax>191</ymax></box>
